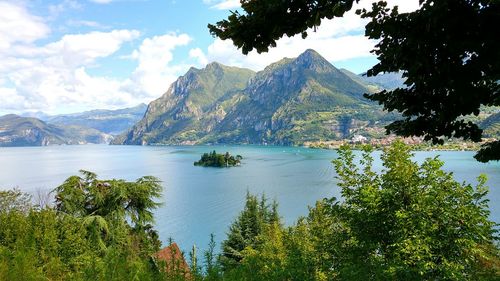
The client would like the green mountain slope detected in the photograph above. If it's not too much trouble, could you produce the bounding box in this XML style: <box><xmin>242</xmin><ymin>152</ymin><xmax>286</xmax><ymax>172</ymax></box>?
<box><xmin>117</xmin><ymin>49</ymin><xmax>396</xmax><ymax>145</ymax></box>
<box><xmin>480</xmin><ymin>112</ymin><xmax>500</xmax><ymax>138</ymax></box>
<box><xmin>206</xmin><ymin>49</ymin><xmax>387</xmax><ymax>144</ymax></box>
<box><xmin>339</xmin><ymin>68</ymin><xmax>382</xmax><ymax>93</ymax></box>
<box><xmin>0</xmin><ymin>114</ymin><xmax>112</xmax><ymax>146</ymax></box>
<box><xmin>115</xmin><ymin>63</ymin><xmax>255</xmax><ymax>144</ymax></box>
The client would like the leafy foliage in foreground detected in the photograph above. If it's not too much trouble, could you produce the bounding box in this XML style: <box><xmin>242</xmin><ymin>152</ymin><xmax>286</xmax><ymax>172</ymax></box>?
<box><xmin>0</xmin><ymin>188</ymin><xmax>32</xmax><ymax>213</ymax></box>
<box><xmin>217</xmin><ymin>142</ymin><xmax>499</xmax><ymax>280</ymax></box>
<box><xmin>0</xmin><ymin>172</ymin><xmax>164</xmax><ymax>281</ymax></box>
<box><xmin>330</xmin><ymin>142</ymin><xmax>498</xmax><ymax>279</ymax></box>
<box><xmin>1</xmin><ymin>143</ymin><xmax>499</xmax><ymax>280</ymax></box>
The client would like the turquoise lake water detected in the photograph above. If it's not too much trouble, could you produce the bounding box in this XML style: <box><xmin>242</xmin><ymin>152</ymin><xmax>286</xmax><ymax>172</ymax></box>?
<box><xmin>0</xmin><ymin>145</ymin><xmax>498</xmax><ymax>254</ymax></box>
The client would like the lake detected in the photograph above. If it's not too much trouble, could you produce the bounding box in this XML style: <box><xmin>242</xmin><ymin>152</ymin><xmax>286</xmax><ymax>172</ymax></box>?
<box><xmin>0</xmin><ymin>145</ymin><xmax>498</xmax><ymax>254</ymax></box>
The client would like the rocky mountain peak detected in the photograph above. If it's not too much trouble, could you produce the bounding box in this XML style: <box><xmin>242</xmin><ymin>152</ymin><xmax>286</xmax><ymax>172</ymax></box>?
<box><xmin>293</xmin><ymin>49</ymin><xmax>337</xmax><ymax>73</ymax></box>
<box><xmin>297</xmin><ymin>48</ymin><xmax>322</xmax><ymax>60</ymax></box>
<box><xmin>205</xmin><ymin>61</ymin><xmax>223</xmax><ymax>70</ymax></box>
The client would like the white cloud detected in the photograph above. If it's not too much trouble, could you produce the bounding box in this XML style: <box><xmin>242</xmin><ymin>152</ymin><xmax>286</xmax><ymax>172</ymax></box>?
<box><xmin>124</xmin><ymin>33</ymin><xmax>192</xmax><ymax>98</ymax></box>
<box><xmin>0</xmin><ymin>0</ymin><xmax>421</xmax><ymax>114</ymax></box>
<box><xmin>44</xmin><ymin>30</ymin><xmax>140</xmax><ymax>66</ymax></box>
<box><xmin>204</xmin><ymin>35</ymin><xmax>375</xmax><ymax>71</ymax></box>
<box><xmin>189</xmin><ymin>48</ymin><xmax>209</xmax><ymax>66</ymax></box>
<box><xmin>0</xmin><ymin>88</ymin><xmax>27</xmax><ymax>111</ymax></box>
<box><xmin>0</xmin><ymin>2</ymin><xmax>50</xmax><ymax>51</ymax></box>
<box><xmin>200</xmin><ymin>0</ymin><xmax>420</xmax><ymax>71</ymax></box>
<box><xmin>0</xmin><ymin>3</ymin><xmax>194</xmax><ymax>114</ymax></box>
<box><xmin>201</xmin><ymin>10</ymin><xmax>373</xmax><ymax>71</ymax></box>
<box><xmin>0</xmin><ymin>23</ymin><xmax>192</xmax><ymax>114</ymax></box>
<box><xmin>0</xmin><ymin>22</ymin><xmax>145</xmax><ymax>113</ymax></box>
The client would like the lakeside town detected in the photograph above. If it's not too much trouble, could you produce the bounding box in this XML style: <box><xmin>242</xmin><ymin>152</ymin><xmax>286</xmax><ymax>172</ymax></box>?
<box><xmin>304</xmin><ymin>135</ymin><xmax>496</xmax><ymax>151</ymax></box>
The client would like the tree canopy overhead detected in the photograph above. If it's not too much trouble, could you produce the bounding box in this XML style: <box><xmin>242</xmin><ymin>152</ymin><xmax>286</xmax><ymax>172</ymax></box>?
<box><xmin>209</xmin><ymin>0</ymin><xmax>500</xmax><ymax>162</ymax></box>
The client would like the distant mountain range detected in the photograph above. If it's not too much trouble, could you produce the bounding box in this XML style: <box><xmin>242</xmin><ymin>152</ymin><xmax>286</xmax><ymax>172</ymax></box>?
<box><xmin>115</xmin><ymin>49</ymin><xmax>400</xmax><ymax>145</ymax></box>
<box><xmin>0</xmin><ymin>114</ymin><xmax>112</xmax><ymax>146</ymax></box>
<box><xmin>5</xmin><ymin>49</ymin><xmax>494</xmax><ymax>148</ymax></box>
<box><xmin>358</xmin><ymin>71</ymin><xmax>406</xmax><ymax>90</ymax></box>
<box><xmin>1</xmin><ymin>104</ymin><xmax>147</xmax><ymax>147</ymax></box>
<box><xmin>45</xmin><ymin>103</ymin><xmax>147</xmax><ymax>135</ymax></box>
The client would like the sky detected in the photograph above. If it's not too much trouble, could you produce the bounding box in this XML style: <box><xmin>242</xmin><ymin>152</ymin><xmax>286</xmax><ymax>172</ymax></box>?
<box><xmin>0</xmin><ymin>0</ymin><xmax>419</xmax><ymax>115</ymax></box>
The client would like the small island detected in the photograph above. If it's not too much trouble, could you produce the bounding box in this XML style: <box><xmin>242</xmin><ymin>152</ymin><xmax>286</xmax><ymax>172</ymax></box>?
<box><xmin>194</xmin><ymin>151</ymin><xmax>242</xmax><ymax>167</ymax></box>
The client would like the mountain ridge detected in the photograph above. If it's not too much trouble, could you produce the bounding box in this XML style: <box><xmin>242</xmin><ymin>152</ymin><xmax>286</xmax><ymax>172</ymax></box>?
<box><xmin>44</xmin><ymin>103</ymin><xmax>147</xmax><ymax>135</ymax></box>
<box><xmin>115</xmin><ymin>62</ymin><xmax>255</xmax><ymax>145</ymax></box>
<box><xmin>0</xmin><ymin>114</ymin><xmax>112</xmax><ymax>146</ymax></box>
<box><xmin>116</xmin><ymin>49</ymin><xmax>393</xmax><ymax>145</ymax></box>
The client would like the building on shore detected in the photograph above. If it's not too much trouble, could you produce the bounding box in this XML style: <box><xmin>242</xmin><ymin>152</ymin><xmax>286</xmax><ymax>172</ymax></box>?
<box><xmin>154</xmin><ymin>242</ymin><xmax>191</xmax><ymax>279</ymax></box>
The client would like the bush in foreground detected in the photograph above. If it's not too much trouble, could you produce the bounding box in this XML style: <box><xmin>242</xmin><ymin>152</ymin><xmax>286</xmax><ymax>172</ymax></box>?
<box><xmin>221</xmin><ymin>142</ymin><xmax>499</xmax><ymax>280</ymax></box>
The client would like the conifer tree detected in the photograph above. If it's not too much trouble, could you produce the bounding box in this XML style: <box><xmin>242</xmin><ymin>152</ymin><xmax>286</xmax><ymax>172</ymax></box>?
<box><xmin>220</xmin><ymin>192</ymin><xmax>281</xmax><ymax>270</ymax></box>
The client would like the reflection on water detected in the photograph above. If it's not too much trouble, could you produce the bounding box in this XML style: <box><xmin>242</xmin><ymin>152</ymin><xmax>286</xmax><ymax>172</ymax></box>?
<box><xmin>0</xmin><ymin>145</ymin><xmax>498</xmax><ymax>254</ymax></box>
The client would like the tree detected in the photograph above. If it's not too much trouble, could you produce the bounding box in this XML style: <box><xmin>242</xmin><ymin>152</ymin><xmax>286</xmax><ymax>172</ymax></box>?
<box><xmin>194</xmin><ymin>151</ymin><xmax>242</xmax><ymax>167</ymax></box>
<box><xmin>329</xmin><ymin>142</ymin><xmax>498</xmax><ymax>279</ymax></box>
<box><xmin>0</xmin><ymin>173</ymin><xmax>166</xmax><ymax>281</ymax></box>
<box><xmin>54</xmin><ymin>170</ymin><xmax>162</xmax><ymax>252</ymax></box>
<box><xmin>209</xmin><ymin>0</ymin><xmax>500</xmax><ymax>162</ymax></box>
<box><xmin>54</xmin><ymin>170</ymin><xmax>162</xmax><ymax>229</ymax></box>
<box><xmin>0</xmin><ymin>188</ymin><xmax>32</xmax><ymax>214</ymax></box>
<box><xmin>204</xmin><ymin>234</ymin><xmax>222</xmax><ymax>281</ymax></box>
<box><xmin>219</xmin><ymin>143</ymin><xmax>499</xmax><ymax>279</ymax></box>
<box><xmin>220</xmin><ymin>192</ymin><xmax>281</xmax><ymax>270</ymax></box>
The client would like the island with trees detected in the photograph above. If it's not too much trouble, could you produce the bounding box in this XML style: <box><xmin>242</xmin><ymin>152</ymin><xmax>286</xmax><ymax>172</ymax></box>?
<box><xmin>194</xmin><ymin>151</ymin><xmax>242</xmax><ymax>167</ymax></box>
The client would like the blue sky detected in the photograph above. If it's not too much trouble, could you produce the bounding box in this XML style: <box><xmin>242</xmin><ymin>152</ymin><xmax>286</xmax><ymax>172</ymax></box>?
<box><xmin>0</xmin><ymin>0</ymin><xmax>418</xmax><ymax>115</ymax></box>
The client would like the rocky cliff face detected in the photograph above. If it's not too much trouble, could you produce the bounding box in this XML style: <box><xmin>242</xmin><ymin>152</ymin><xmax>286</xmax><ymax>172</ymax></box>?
<box><xmin>116</xmin><ymin>63</ymin><xmax>255</xmax><ymax>144</ymax></box>
<box><xmin>117</xmin><ymin>49</ymin><xmax>394</xmax><ymax>145</ymax></box>
<box><xmin>209</xmin><ymin>49</ymin><xmax>380</xmax><ymax>144</ymax></box>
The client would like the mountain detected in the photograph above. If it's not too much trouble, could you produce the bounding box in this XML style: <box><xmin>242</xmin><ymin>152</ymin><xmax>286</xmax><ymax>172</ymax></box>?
<box><xmin>20</xmin><ymin>111</ymin><xmax>51</xmax><ymax>121</ymax></box>
<box><xmin>116</xmin><ymin>49</ymin><xmax>396</xmax><ymax>145</ymax></box>
<box><xmin>205</xmin><ymin>49</ymin><xmax>386</xmax><ymax>144</ymax></box>
<box><xmin>115</xmin><ymin>62</ymin><xmax>256</xmax><ymax>144</ymax></box>
<box><xmin>47</xmin><ymin>103</ymin><xmax>147</xmax><ymax>135</ymax></box>
<box><xmin>359</xmin><ymin>71</ymin><xmax>406</xmax><ymax>90</ymax></box>
<box><xmin>339</xmin><ymin>68</ymin><xmax>383</xmax><ymax>93</ymax></box>
<box><xmin>481</xmin><ymin>112</ymin><xmax>500</xmax><ymax>138</ymax></box>
<box><xmin>0</xmin><ymin>114</ymin><xmax>112</xmax><ymax>147</ymax></box>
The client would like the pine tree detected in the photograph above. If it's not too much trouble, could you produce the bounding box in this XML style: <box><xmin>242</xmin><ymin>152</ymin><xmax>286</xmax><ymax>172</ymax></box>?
<box><xmin>220</xmin><ymin>192</ymin><xmax>281</xmax><ymax>271</ymax></box>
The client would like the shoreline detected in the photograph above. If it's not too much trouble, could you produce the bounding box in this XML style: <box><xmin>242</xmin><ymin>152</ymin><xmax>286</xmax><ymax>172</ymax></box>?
<box><xmin>302</xmin><ymin>138</ymin><xmax>498</xmax><ymax>152</ymax></box>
